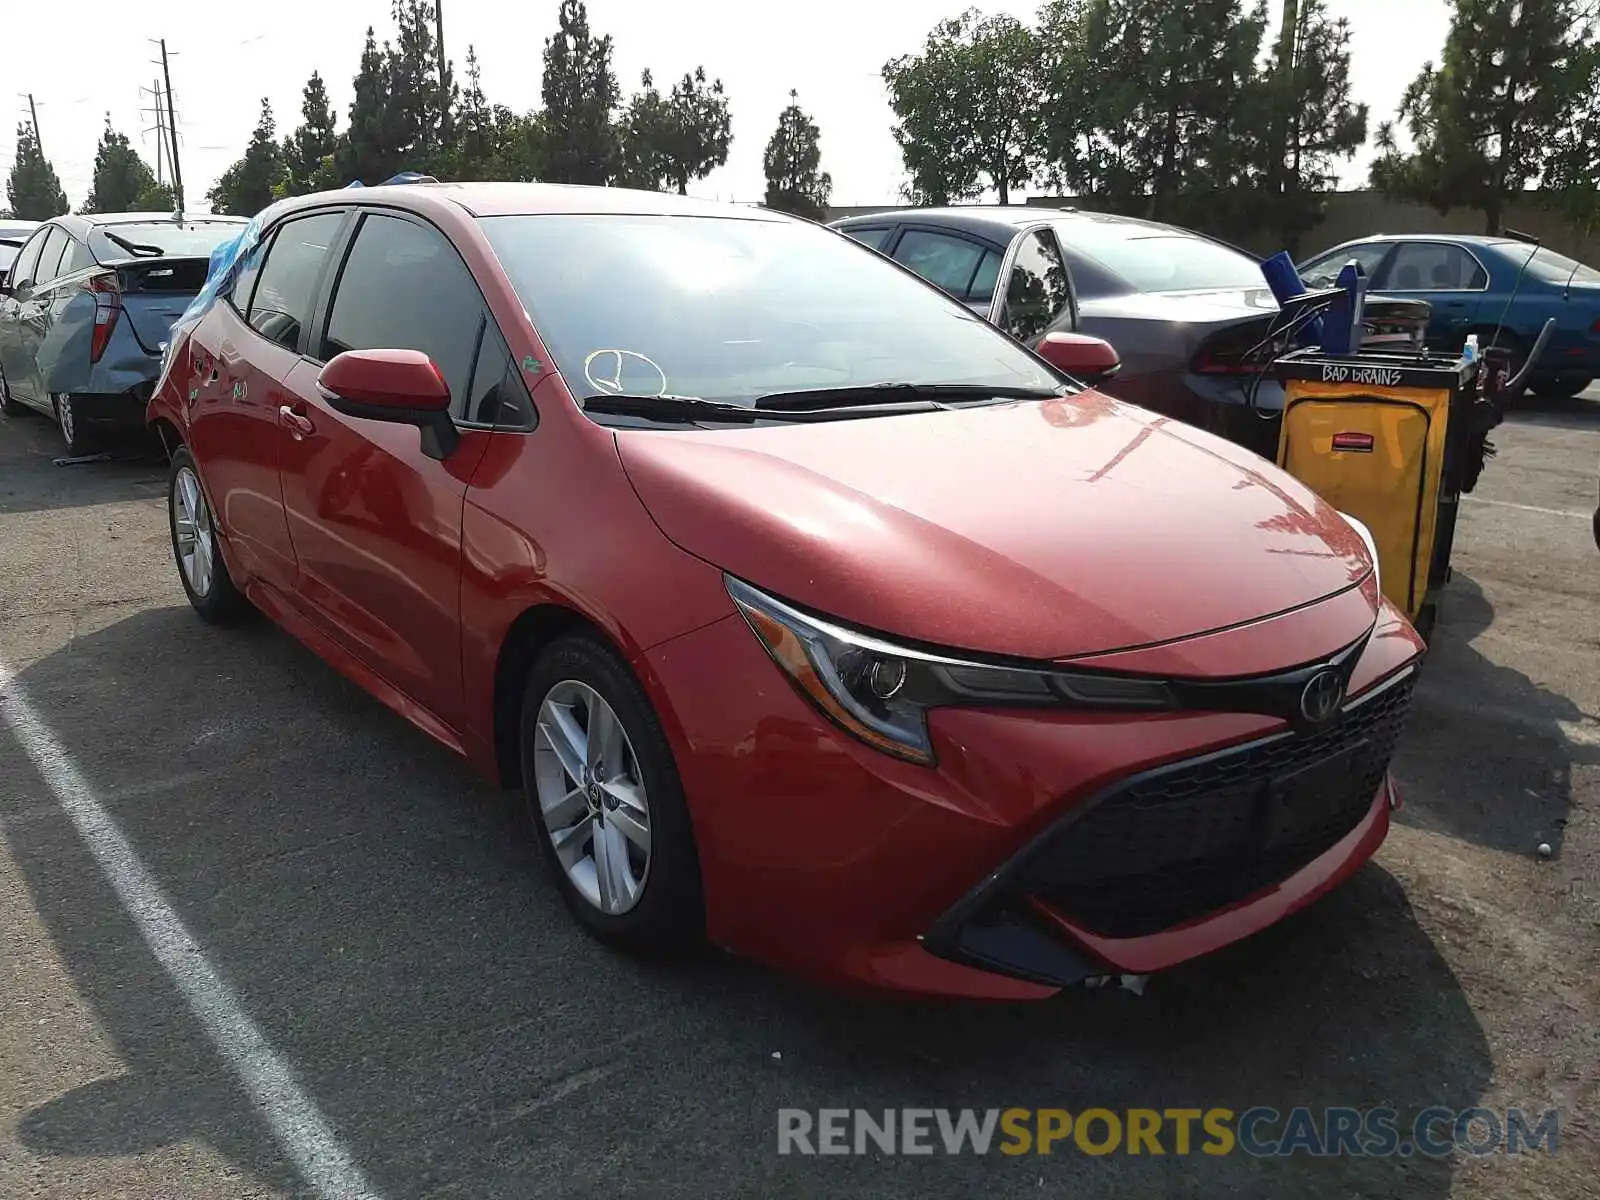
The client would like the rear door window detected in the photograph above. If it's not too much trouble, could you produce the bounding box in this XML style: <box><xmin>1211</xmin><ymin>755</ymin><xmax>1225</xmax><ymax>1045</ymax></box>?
<box><xmin>32</xmin><ymin>228</ymin><xmax>68</xmax><ymax>285</ymax></box>
<box><xmin>247</xmin><ymin>212</ymin><xmax>344</xmax><ymax>352</ymax></box>
<box><xmin>996</xmin><ymin>228</ymin><xmax>1077</xmax><ymax>342</ymax></box>
<box><xmin>892</xmin><ymin>229</ymin><xmax>992</xmax><ymax>299</ymax></box>
<box><xmin>7</xmin><ymin>228</ymin><xmax>48</xmax><ymax>287</ymax></box>
<box><xmin>320</xmin><ymin>212</ymin><xmax>486</xmax><ymax>415</ymax></box>
<box><xmin>1377</xmin><ymin>242</ymin><xmax>1489</xmax><ymax>291</ymax></box>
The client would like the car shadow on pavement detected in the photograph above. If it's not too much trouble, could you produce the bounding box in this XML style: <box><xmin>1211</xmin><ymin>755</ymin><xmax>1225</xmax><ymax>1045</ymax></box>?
<box><xmin>1</xmin><ymin>607</ymin><xmax>1492</xmax><ymax>1200</ymax></box>
<box><xmin>1396</xmin><ymin>572</ymin><xmax>1594</xmax><ymax>858</ymax></box>
<box><xmin>0</xmin><ymin>415</ymin><xmax>167</xmax><ymax>516</ymax></box>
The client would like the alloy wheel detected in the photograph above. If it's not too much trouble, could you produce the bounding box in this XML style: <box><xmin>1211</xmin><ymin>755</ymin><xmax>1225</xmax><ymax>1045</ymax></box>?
<box><xmin>172</xmin><ymin>465</ymin><xmax>216</xmax><ymax>598</ymax></box>
<box><xmin>56</xmin><ymin>394</ymin><xmax>75</xmax><ymax>445</ymax></box>
<box><xmin>532</xmin><ymin>680</ymin><xmax>652</xmax><ymax>915</ymax></box>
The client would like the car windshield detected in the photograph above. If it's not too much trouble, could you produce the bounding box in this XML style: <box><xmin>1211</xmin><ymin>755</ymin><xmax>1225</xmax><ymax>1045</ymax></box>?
<box><xmin>89</xmin><ymin>220</ymin><xmax>244</xmax><ymax>259</ymax></box>
<box><xmin>1066</xmin><ymin>225</ymin><xmax>1265</xmax><ymax>293</ymax></box>
<box><xmin>1524</xmin><ymin>246</ymin><xmax>1600</xmax><ymax>286</ymax></box>
<box><xmin>478</xmin><ymin>213</ymin><xmax>1060</xmax><ymax>409</ymax></box>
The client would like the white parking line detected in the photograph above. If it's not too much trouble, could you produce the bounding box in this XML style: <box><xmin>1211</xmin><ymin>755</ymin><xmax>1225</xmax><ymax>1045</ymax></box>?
<box><xmin>0</xmin><ymin>662</ymin><xmax>382</xmax><ymax>1200</ymax></box>
<box><xmin>1464</xmin><ymin>495</ymin><xmax>1591</xmax><ymax>520</ymax></box>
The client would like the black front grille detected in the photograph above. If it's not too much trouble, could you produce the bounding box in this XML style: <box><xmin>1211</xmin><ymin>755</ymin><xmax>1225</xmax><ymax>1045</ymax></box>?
<box><xmin>1014</xmin><ymin>672</ymin><xmax>1416</xmax><ymax>939</ymax></box>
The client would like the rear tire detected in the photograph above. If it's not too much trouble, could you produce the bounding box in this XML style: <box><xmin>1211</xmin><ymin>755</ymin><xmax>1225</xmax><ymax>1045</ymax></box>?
<box><xmin>167</xmin><ymin>446</ymin><xmax>250</xmax><ymax>624</ymax></box>
<box><xmin>1530</xmin><ymin>377</ymin><xmax>1590</xmax><ymax>401</ymax></box>
<box><xmin>519</xmin><ymin>634</ymin><xmax>704</xmax><ymax>954</ymax></box>
<box><xmin>53</xmin><ymin>393</ymin><xmax>93</xmax><ymax>455</ymax></box>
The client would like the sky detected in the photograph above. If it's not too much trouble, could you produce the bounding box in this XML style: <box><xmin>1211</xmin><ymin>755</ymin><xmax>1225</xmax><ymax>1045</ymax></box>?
<box><xmin>5</xmin><ymin>0</ymin><xmax>1455</xmax><ymax>213</ymax></box>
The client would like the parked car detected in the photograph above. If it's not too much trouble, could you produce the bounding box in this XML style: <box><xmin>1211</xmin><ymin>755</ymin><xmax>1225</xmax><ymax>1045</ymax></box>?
<box><xmin>0</xmin><ymin>211</ymin><xmax>249</xmax><ymax>451</ymax></box>
<box><xmin>149</xmin><ymin>182</ymin><xmax>1424</xmax><ymax>999</ymax></box>
<box><xmin>1299</xmin><ymin>234</ymin><xmax>1600</xmax><ymax>399</ymax></box>
<box><xmin>829</xmin><ymin>207</ymin><xmax>1294</xmax><ymax>451</ymax></box>
<box><xmin>0</xmin><ymin>218</ymin><xmax>40</xmax><ymax>273</ymax></box>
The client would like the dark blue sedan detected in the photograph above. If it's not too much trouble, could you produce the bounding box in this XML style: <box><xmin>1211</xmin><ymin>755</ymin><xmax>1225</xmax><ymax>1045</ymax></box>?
<box><xmin>1299</xmin><ymin>234</ymin><xmax>1600</xmax><ymax>399</ymax></box>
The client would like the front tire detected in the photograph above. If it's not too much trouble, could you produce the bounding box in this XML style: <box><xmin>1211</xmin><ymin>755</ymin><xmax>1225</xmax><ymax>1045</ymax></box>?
<box><xmin>0</xmin><ymin>370</ymin><xmax>26</xmax><ymax>417</ymax></box>
<box><xmin>167</xmin><ymin>446</ymin><xmax>249</xmax><ymax>623</ymax></box>
<box><xmin>519</xmin><ymin>634</ymin><xmax>704</xmax><ymax>953</ymax></box>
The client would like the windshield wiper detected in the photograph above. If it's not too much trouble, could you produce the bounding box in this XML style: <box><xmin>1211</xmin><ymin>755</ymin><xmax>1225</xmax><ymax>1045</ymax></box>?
<box><xmin>753</xmin><ymin>382</ymin><xmax>1063</xmax><ymax>412</ymax></box>
<box><xmin>103</xmin><ymin>231</ymin><xmax>166</xmax><ymax>258</ymax></box>
<box><xmin>581</xmin><ymin>391</ymin><xmax>949</xmax><ymax>424</ymax></box>
<box><xmin>582</xmin><ymin>393</ymin><xmax>758</xmax><ymax>423</ymax></box>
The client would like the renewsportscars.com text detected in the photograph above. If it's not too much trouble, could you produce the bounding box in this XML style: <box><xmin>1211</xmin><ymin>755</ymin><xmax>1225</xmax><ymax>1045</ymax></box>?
<box><xmin>776</xmin><ymin>1106</ymin><xmax>1560</xmax><ymax>1158</ymax></box>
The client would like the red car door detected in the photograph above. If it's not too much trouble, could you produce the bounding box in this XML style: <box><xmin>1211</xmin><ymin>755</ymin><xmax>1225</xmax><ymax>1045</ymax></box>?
<box><xmin>187</xmin><ymin>211</ymin><xmax>347</xmax><ymax>590</ymax></box>
<box><xmin>276</xmin><ymin>209</ymin><xmax>496</xmax><ymax>732</ymax></box>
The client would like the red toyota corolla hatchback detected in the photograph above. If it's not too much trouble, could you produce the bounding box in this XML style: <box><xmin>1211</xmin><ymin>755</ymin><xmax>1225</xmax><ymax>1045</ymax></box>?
<box><xmin>147</xmin><ymin>183</ymin><xmax>1424</xmax><ymax>1000</ymax></box>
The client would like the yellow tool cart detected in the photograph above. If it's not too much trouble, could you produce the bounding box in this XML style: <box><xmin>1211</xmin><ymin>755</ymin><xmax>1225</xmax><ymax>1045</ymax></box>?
<box><xmin>1270</xmin><ymin>336</ymin><xmax>1537</xmax><ymax>641</ymax></box>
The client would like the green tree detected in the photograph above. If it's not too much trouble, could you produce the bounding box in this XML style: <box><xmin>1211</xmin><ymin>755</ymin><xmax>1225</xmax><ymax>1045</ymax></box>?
<box><xmin>661</xmin><ymin>67</ymin><xmax>731</xmax><ymax>195</ymax></box>
<box><xmin>81</xmin><ymin>116</ymin><xmax>163</xmax><ymax>213</ymax></box>
<box><xmin>614</xmin><ymin>71</ymin><xmax>676</xmax><ymax>190</ymax></box>
<box><xmin>1065</xmin><ymin>0</ymin><xmax>1268</xmax><ymax>222</ymax></box>
<box><xmin>385</xmin><ymin>0</ymin><xmax>450</xmax><ymax>168</ymax></box>
<box><xmin>1257</xmin><ymin>0</ymin><xmax>1368</xmax><ymax>251</ymax></box>
<box><xmin>1545</xmin><ymin>42</ymin><xmax>1600</xmax><ymax>233</ymax></box>
<box><xmin>207</xmin><ymin>99</ymin><xmax>284</xmax><ymax>216</ymax></box>
<box><xmin>282</xmin><ymin>71</ymin><xmax>339</xmax><ymax>195</ymax></box>
<box><xmin>762</xmin><ymin>90</ymin><xmax>831</xmax><ymax>220</ymax></box>
<box><xmin>5</xmin><ymin>123</ymin><xmax>68</xmax><ymax>219</ymax></box>
<box><xmin>1371</xmin><ymin>0</ymin><xmax>1594</xmax><ymax>233</ymax></box>
<box><xmin>541</xmin><ymin>0</ymin><xmax>620</xmax><ymax>184</ymax></box>
<box><xmin>340</xmin><ymin>26</ymin><xmax>397</xmax><ymax>183</ymax></box>
<box><xmin>884</xmin><ymin>9</ymin><xmax>1043</xmax><ymax>205</ymax></box>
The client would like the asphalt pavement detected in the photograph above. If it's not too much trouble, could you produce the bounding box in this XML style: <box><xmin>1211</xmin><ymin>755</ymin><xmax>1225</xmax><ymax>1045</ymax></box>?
<box><xmin>0</xmin><ymin>398</ymin><xmax>1595</xmax><ymax>1200</ymax></box>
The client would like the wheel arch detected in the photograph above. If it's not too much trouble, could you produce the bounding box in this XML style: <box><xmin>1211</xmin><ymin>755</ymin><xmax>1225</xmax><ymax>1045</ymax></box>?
<box><xmin>492</xmin><ymin>602</ymin><xmax>627</xmax><ymax>789</ymax></box>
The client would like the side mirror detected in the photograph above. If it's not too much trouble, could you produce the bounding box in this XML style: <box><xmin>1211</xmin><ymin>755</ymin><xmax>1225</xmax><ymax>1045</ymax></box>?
<box><xmin>316</xmin><ymin>348</ymin><xmax>459</xmax><ymax>460</ymax></box>
<box><xmin>1035</xmin><ymin>331</ymin><xmax>1121</xmax><ymax>388</ymax></box>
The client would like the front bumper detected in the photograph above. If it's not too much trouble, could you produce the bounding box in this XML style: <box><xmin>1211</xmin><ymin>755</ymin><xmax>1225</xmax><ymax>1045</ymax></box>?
<box><xmin>641</xmin><ymin>601</ymin><xmax>1424</xmax><ymax>1000</ymax></box>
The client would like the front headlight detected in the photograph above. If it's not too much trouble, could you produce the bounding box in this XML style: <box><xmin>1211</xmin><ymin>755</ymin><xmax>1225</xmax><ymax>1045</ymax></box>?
<box><xmin>725</xmin><ymin>575</ymin><xmax>1175</xmax><ymax>765</ymax></box>
<box><xmin>1339</xmin><ymin>511</ymin><xmax>1382</xmax><ymax>599</ymax></box>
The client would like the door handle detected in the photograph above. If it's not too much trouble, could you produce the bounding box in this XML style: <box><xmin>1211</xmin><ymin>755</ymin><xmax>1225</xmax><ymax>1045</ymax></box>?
<box><xmin>279</xmin><ymin>404</ymin><xmax>315</xmax><ymax>439</ymax></box>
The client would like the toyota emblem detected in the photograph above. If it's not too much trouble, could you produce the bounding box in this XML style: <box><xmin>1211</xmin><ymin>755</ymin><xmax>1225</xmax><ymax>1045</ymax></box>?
<box><xmin>1299</xmin><ymin>669</ymin><xmax>1345</xmax><ymax>725</ymax></box>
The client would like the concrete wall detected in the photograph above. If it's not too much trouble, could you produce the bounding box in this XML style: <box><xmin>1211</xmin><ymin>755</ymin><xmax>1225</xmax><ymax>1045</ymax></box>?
<box><xmin>825</xmin><ymin>191</ymin><xmax>1600</xmax><ymax>262</ymax></box>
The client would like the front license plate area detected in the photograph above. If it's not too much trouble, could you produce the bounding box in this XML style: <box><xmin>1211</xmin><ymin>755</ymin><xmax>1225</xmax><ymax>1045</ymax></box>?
<box><xmin>1261</xmin><ymin>742</ymin><xmax>1368</xmax><ymax>849</ymax></box>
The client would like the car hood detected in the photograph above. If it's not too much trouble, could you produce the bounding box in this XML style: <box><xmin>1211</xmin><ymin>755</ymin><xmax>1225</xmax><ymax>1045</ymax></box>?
<box><xmin>614</xmin><ymin>393</ymin><xmax>1373</xmax><ymax>662</ymax></box>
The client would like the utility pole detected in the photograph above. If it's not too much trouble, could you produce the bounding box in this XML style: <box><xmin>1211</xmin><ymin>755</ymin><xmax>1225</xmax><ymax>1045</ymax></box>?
<box><xmin>156</xmin><ymin>39</ymin><xmax>185</xmax><ymax>214</ymax></box>
<box><xmin>435</xmin><ymin>0</ymin><xmax>450</xmax><ymax>139</ymax></box>
<box><xmin>25</xmin><ymin>92</ymin><xmax>42</xmax><ymax>157</ymax></box>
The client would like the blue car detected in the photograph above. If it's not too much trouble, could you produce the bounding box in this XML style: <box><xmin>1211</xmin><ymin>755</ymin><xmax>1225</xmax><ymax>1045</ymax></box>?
<box><xmin>1298</xmin><ymin>234</ymin><xmax>1600</xmax><ymax>399</ymax></box>
<box><xmin>0</xmin><ymin>211</ymin><xmax>248</xmax><ymax>452</ymax></box>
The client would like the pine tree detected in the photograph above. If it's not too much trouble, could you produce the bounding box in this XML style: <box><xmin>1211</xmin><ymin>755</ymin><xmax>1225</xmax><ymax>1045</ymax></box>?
<box><xmin>81</xmin><ymin>116</ymin><xmax>163</xmax><ymax>213</ymax></box>
<box><xmin>282</xmin><ymin>72</ymin><xmax>339</xmax><ymax>195</ymax></box>
<box><xmin>342</xmin><ymin>26</ymin><xmax>396</xmax><ymax>183</ymax></box>
<box><xmin>1371</xmin><ymin>0</ymin><xmax>1595</xmax><ymax>233</ymax></box>
<box><xmin>541</xmin><ymin>0</ymin><xmax>620</xmax><ymax>184</ymax></box>
<box><xmin>614</xmin><ymin>71</ymin><xmax>676</xmax><ymax>190</ymax></box>
<box><xmin>206</xmin><ymin>100</ymin><xmax>284</xmax><ymax>216</ymax></box>
<box><xmin>763</xmin><ymin>91</ymin><xmax>831</xmax><ymax>220</ymax></box>
<box><xmin>1258</xmin><ymin>0</ymin><xmax>1368</xmax><ymax>251</ymax></box>
<box><xmin>5</xmin><ymin>123</ymin><xmax>68</xmax><ymax>220</ymax></box>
